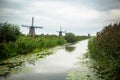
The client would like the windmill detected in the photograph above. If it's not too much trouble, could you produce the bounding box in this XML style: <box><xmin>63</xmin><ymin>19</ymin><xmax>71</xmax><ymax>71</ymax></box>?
<box><xmin>56</xmin><ymin>27</ymin><xmax>66</xmax><ymax>36</ymax></box>
<box><xmin>88</xmin><ymin>33</ymin><xmax>91</xmax><ymax>37</ymax></box>
<box><xmin>22</xmin><ymin>17</ymin><xmax>43</xmax><ymax>36</ymax></box>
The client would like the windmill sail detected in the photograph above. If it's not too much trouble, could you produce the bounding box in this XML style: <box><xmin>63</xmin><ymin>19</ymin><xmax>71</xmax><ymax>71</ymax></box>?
<box><xmin>22</xmin><ymin>17</ymin><xmax>43</xmax><ymax>36</ymax></box>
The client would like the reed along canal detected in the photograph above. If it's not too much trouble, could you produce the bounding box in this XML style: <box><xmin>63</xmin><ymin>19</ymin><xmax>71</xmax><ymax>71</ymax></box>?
<box><xmin>0</xmin><ymin>40</ymin><xmax>99</xmax><ymax>80</ymax></box>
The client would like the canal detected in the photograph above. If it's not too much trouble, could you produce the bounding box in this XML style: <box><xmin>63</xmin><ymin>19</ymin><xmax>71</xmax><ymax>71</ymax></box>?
<box><xmin>0</xmin><ymin>39</ymin><xmax>99</xmax><ymax>80</ymax></box>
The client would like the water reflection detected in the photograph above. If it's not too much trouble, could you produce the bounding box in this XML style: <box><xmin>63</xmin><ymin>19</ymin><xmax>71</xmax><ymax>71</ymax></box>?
<box><xmin>65</xmin><ymin>46</ymin><xmax>76</xmax><ymax>52</ymax></box>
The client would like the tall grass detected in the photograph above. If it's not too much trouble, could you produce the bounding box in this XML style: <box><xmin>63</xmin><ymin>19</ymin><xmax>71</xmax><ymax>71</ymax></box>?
<box><xmin>16</xmin><ymin>35</ymin><xmax>66</xmax><ymax>53</ymax></box>
<box><xmin>88</xmin><ymin>23</ymin><xmax>120</xmax><ymax>80</ymax></box>
<box><xmin>0</xmin><ymin>35</ymin><xmax>66</xmax><ymax>60</ymax></box>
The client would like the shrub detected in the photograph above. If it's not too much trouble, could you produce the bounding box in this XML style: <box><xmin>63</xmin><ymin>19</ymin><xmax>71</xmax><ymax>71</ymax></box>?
<box><xmin>96</xmin><ymin>23</ymin><xmax>120</xmax><ymax>57</ymax></box>
<box><xmin>65</xmin><ymin>32</ymin><xmax>77</xmax><ymax>43</ymax></box>
<box><xmin>0</xmin><ymin>42</ymin><xmax>17</xmax><ymax>59</ymax></box>
<box><xmin>0</xmin><ymin>23</ymin><xmax>20</xmax><ymax>59</ymax></box>
<box><xmin>0</xmin><ymin>22</ymin><xmax>21</xmax><ymax>43</ymax></box>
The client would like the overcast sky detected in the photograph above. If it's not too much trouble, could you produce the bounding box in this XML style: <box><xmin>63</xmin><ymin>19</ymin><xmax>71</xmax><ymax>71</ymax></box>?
<box><xmin>0</xmin><ymin>0</ymin><xmax>120</xmax><ymax>35</ymax></box>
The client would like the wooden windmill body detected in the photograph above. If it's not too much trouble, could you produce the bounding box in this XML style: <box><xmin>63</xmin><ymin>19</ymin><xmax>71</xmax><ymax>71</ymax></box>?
<box><xmin>22</xmin><ymin>17</ymin><xmax>43</xmax><ymax>36</ymax></box>
<box><xmin>56</xmin><ymin>27</ymin><xmax>66</xmax><ymax>36</ymax></box>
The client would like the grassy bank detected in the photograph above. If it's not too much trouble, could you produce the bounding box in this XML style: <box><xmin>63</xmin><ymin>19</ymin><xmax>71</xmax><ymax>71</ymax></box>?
<box><xmin>88</xmin><ymin>23</ymin><xmax>120</xmax><ymax>80</ymax></box>
<box><xmin>0</xmin><ymin>35</ymin><xmax>66</xmax><ymax>60</ymax></box>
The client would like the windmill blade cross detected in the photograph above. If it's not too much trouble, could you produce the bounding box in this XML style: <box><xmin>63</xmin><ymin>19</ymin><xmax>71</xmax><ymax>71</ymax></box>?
<box><xmin>21</xmin><ymin>17</ymin><xmax>44</xmax><ymax>36</ymax></box>
<box><xmin>34</xmin><ymin>26</ymin><xmax>43</xmax><ymax>28</ymax></box>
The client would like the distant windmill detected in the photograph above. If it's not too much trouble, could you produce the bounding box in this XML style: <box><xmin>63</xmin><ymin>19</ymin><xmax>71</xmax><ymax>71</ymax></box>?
<box><xmin>56</xmin><ymin>27</ymin><xmax>66</xmax><ymax>36</ymax></box>
<box><xmin>88</xmin><ymin>33</ymin><xmax>91</xmax><ymax>37</ymax></box>
<box><xmin>22</xmin><ymin>17</ymin><xmax>43</xmax><ymax>36</ymax></box>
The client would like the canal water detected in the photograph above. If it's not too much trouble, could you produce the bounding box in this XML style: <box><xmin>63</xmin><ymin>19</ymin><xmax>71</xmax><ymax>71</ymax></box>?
<box><xmin>0</xmin><ymin>40</ymin><xmax>99</xmax><ymax>80</ymax></box>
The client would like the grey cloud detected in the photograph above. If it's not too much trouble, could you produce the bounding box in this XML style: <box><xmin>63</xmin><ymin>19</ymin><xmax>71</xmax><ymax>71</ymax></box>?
<box><xmin>0</xmin><ymin>0</ymin><xmax>29</xmax><ymax>10</ymax></box>
<box><xmin>60</xmin><ymin>0</ymin><xmax>120</xmax><ymax>11</ymax></box>
<box><xmin>1</xmin><ymin>0</ymin><xmax>120</xmax><ymax>11</ymax></box>
<box><xmin>84</xmin><ymin>0</ymin><xmax>120</xmax><ymax>11</ymax></box>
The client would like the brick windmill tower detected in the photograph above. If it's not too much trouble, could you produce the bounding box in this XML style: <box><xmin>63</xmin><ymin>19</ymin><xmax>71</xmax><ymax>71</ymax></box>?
<box><xmin>22</xmin><ymin>17</ymin><xmax>43</xmax><ymax>36</ymax></box>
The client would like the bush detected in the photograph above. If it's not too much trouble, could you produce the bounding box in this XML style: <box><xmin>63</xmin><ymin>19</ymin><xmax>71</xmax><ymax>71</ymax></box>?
<box><xmin>0</xmin><ymin>22</ymin><xmax>21</xmax><ymax>43</ymax></box>
<box><xmin>0</xmin><ymin>23</ymin><xmax>20</xmax><ymax>59</ymax></box>
<box><xmin>65</xmin><ymin>32</ymin><xmax>77</xmax><ymax>43</ymax></box>
<box><xmin>0</xmin><ymin>42</ymin><xmax>17</xmax><ymax>59</ymax></box>
<box><xmin>96</xmin><ymin>23</ymin><xmax>120</xmax><ymax>57</ymax></box>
